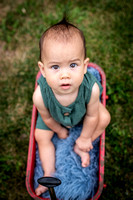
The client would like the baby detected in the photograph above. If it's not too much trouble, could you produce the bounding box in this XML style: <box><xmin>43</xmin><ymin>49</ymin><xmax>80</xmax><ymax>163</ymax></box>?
<box><xmin>33</xmin><ymin>18</ymin><xmax>111</xmax><ymax>196</ymax></box>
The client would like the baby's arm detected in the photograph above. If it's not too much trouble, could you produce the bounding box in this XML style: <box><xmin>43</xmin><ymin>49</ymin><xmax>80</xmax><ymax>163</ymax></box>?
<box><xmin>33</xmin><ymin>85</ymin><xmax>68</xmax><ymax>139</ymax></box>
<box><xmin>76</xmin><ymin>83</ymin><xmax>100</xmax><ymax>152</ymax></box>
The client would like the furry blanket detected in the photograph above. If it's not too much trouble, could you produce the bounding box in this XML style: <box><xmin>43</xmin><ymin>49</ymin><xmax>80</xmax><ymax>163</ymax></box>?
<box><xmin>34</xmin><ymin>67</ymin><xmax>101</xmax><ymax>200</ymax></box>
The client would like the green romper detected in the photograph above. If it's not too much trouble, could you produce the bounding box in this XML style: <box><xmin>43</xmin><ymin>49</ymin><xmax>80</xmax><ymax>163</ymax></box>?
<box><xmin>36</xmin><ymin>71</ymin><xmax>103</xmax><ymax>131</ymax></box>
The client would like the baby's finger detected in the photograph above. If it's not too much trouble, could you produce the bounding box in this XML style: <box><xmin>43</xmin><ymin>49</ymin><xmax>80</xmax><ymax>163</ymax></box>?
<box><xmin>87</xmin><ymin>146</ymin><xmax>93</xmax><ymax>152</ymax></box>
<box><xmin>86</xmin><ymin>148</ymin><xmax>90</xmax><ymax>152</ymax></box>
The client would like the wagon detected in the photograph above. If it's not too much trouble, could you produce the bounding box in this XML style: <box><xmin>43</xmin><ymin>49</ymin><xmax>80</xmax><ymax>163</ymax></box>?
<box><xmin>26</xmin><ymin>63</ymin><xmax>107</xmax><ymax>200</ymax></box>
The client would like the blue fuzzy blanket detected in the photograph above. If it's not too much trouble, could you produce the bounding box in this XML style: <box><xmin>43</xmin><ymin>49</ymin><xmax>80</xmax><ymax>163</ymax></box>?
<box><xmin>34</xmin><ymin>67</ymin><xmax>101</xmax><ymax>200</ymax></box>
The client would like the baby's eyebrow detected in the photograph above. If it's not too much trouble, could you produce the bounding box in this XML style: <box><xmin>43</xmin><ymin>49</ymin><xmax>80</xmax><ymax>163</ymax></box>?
<box><xmin>69</xmin><ymin>58</ymin><xmax>81</xmax><ymax>63</ymax></box>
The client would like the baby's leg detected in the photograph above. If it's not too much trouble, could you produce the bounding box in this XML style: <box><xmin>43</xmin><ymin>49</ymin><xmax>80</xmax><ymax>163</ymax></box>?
<box><xmin>74</xmin><ymin>144</ymin><xmax>90</xmax><ymax>167</ymax></box>
<box><xmin>35</xmin><ymin>129</ymin><xmax>55</xmax><ymax>196</ymax></box>
<box><xmin>74</xmin><ymin>103</ymin><xmax>110</xmax><ymax>168</ymax></box>
<box><xmin>92</xmin><ymin>103</ymin><xmax>111</xmax><ymax>142</ymax></box>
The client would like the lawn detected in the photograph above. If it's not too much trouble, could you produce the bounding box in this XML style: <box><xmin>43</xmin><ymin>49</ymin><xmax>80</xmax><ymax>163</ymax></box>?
<box><xmin>0</xmin><ymin>0</ymin><xmax>132</xmax><ymax>199</ymax></box>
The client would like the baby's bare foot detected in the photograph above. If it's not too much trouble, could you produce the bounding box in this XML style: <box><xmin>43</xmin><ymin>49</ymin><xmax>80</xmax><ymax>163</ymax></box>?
<box><xmin>74</xmin><ymin>144</ymin><xmax>90</xmax><ymax>167</ymax></box>
<box><xmin>81</xmin><ymin>152</ymin><xmax>90</xmax><ymax>167</ymax></box>
<box><xmin>35</xmin><ymin>184</ymin><xmax>48</xmax><ymax>196</ymax></box>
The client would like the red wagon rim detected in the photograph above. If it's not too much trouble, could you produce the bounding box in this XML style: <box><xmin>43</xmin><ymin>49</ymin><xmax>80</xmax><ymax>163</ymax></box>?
<box><xmin>26</xmin><ymin>62</ymin><xmax>106</xmax><ymax>200</ymax></box>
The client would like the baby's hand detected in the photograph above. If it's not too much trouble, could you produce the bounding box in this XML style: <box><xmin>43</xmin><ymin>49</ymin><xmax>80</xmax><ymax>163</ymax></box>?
<box><xmin>57</xmin><ymin>127</ymin><xmax>69</xmax><ymax>139</ymax></box>
<box><xmin>76</xmin><ymin>136</ymin><xmax>93</xmax><ymax>152</ymax></box>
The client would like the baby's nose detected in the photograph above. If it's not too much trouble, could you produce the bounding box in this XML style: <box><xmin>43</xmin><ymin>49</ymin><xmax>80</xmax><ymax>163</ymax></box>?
<box><xmin>60</xmin><ymin>70</ymin><xmax>70</xmax><ymax>79</ymax></box>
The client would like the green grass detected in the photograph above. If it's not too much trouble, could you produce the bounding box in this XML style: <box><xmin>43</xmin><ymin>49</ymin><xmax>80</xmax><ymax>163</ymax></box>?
<box><xmin>0</xmin><ymin>0</ymin><xmax>132</xmax><ymax>199</ymax></box>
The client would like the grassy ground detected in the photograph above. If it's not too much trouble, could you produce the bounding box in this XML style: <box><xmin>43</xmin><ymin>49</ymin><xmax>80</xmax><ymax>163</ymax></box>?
<box><xmin>0</xmin><ymin>0</ymin><xmax>132</xmax><ymax>199</ymax></box>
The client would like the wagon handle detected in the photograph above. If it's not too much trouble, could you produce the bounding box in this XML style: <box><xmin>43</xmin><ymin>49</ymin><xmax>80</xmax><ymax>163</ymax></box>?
<box><xmin>37</xmin><ymin>177</ymin><xmax>61</xmax><ymax>200</ymax></box>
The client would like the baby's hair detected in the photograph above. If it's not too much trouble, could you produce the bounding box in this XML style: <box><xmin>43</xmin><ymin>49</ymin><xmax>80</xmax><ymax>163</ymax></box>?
<box><xmin>39</xmin><ymin>18</ymin><xmax>86</xmax><ymax>61</ymax></box>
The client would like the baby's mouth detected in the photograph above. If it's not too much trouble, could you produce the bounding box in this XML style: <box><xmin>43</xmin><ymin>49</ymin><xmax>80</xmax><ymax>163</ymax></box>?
<box><xmin>61</xmin><ymin>83</ymin><xmax>71</xmax><ymax>90</ymax></box>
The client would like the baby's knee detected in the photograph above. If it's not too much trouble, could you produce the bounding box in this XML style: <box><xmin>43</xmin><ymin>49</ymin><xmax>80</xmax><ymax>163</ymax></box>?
<box><xmin>103</xmin><ymin>110</ymin><xmax>111</xmax><ymax>127</ymax></box>
<box><xmin>35</xmin><ymin>129</ymin><xmax>54</xmax><ymax>145</ymax></box>
<box><xmin>100</xmin><ymin>108</ymin><xmax>111</xmax><ymax>129</ymax></box>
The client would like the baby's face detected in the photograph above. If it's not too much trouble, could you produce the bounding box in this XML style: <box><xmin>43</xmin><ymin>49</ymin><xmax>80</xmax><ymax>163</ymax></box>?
<box><xmin>39</xmin><ymin>35</ymin><xmax>89</xmax><ymax>96</ymax></box>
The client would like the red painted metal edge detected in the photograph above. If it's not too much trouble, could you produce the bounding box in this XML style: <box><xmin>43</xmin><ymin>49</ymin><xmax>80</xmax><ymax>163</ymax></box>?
<box><xmin>26</xmin><ymin>63</ymin><xmax>106</xmax><ymax>200</ymax></box>
<box><xmin>88</xmin><ymin>63</ymin><xmax>106</xmax><ymax>200</ymax></box>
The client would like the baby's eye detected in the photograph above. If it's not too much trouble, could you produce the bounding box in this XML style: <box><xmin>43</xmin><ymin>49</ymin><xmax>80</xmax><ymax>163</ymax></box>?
<box><xmin>51</xmin><ymin>65</ymin><xmax>60</xmax><ymax>70</ymax></box>
<box><xmin>70</xmin><ymin>63</ymin><xmax>78</xmax><ymax>68</ymax></box>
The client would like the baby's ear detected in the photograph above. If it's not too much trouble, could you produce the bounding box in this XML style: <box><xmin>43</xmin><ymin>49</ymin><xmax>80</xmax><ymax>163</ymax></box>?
<box><xmin>38</xmin><ymin>61</ymin><xmax>46</xmax><ymax>77</ymax></box>
<box><xmin>84</xmin><ymin>58</ymin><xmax>89</xmax><ymax>74</ymax></box>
